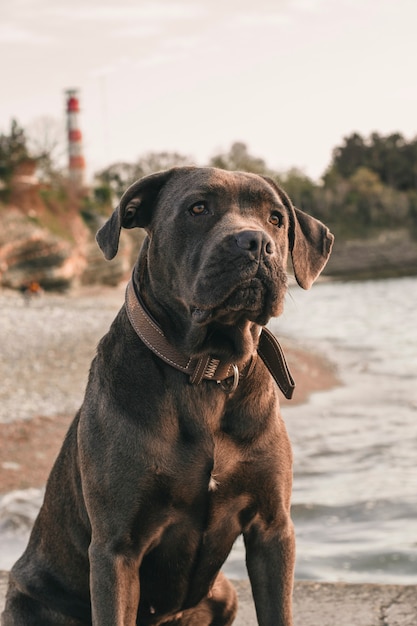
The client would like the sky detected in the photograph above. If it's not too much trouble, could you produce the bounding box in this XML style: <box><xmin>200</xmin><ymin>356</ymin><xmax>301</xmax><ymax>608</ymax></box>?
<box><xmin>1</xmin><ymin>0</ymin><xmax>417</xmax><ymax>182</ymax></box>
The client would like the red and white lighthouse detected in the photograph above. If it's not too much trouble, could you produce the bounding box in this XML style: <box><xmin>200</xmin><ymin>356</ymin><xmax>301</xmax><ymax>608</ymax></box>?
<box><xmin>65</xmin><ymin>89</ymin><xmax>85</xmax><ymax>187</ymax></box>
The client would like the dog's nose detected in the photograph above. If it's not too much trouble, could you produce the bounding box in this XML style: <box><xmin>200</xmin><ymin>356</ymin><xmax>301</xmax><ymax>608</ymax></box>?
<box><xmin>235</xmin><ymin>230</ymin><xmax>274</xmax><ymax>258</ymax></box>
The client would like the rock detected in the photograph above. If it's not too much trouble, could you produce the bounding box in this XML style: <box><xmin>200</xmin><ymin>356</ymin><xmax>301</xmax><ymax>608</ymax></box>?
<box><xmin>81</xmin><ymin>228</ymin><xmax>144</xmax><ymax>287</ymax></box>
<box><xmin>0</xmin><ymin>208</ymin><xmax>74</xmax><ymax>291</ymax></box>
<box><xmin>0</xmin><ymin>206</ymin><xmax>145</xmax><ymax>291</ymax></box>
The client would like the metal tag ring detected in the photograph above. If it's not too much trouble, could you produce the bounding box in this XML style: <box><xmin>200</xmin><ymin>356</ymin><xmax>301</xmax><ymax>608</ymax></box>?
<box><xmin>218</xmin><ymin>364</ymin><xmax>239</xmax><ymax>394</ymax></box>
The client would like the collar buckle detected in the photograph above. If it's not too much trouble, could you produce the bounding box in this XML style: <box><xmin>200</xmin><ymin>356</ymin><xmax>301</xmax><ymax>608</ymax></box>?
<box><xmin>218</xmin><ymin>364</ymin><xmax>239</xmax><ymax>394</ymax></box>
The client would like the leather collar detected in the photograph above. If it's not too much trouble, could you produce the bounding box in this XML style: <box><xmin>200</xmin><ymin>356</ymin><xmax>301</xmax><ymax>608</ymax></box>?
<box><xmin>125</xmin><ymin>279</ymin><xmax>295</xmax><ymax>399</ymax></box>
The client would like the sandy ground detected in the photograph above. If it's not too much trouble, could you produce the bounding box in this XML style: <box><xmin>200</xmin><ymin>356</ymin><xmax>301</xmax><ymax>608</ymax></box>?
<box><xmin>0</xmin><ymin>285</ymin><xmax>339</xmax><ymax>494</ymax></box>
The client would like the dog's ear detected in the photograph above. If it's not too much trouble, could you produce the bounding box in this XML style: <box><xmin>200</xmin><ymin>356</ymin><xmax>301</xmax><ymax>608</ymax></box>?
<box><xmin>289</xmin><ymin>206</ymin><xmax>334</xmax><ymax>289</ymax></box>
<box><xmin>96</xmin><ymin>169</ymin><xmax>176</xmax><ymax>260</ymax></box>
<box><xmin>263</xmin><ymin>177</ymin><xmax>334</xmax><ymax>289</ymax></box>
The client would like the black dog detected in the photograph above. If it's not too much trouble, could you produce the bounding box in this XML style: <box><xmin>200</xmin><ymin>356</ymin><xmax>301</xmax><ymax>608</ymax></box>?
<box><xmin>2</xmin><ymin>167</ymin><xmax>333</xmax><ymax>625</ymax></box>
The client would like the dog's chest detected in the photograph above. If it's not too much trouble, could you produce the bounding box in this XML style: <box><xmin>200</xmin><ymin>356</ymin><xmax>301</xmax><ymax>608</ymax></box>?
<box><xmin>156</xmin><ymin>427</ymin><xmax>247</xmax><ymax>502</ymax></box>
<box><xmin>133</xmin><ymin>384</ymin><xmax>272</xmax><ymax>562</ymax></box>
<box><xmin>208</xmin><ymin>434</ymin><xmax>243</xmax><ymax>491</ymax></box>
<box><xmin>145</xmin><ymin>430</ymin><xmax>252</xmax><ymax>569</ymax></box>
<box><xmin>146</xmin><ymin>396</ymin><xmax>253</xmax><ymax>516</ymax></box>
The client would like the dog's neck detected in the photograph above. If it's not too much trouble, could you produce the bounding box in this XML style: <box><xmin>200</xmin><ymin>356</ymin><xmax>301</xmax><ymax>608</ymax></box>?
<box><xmin>125</xmin><ymin>277</ymin><xmax>295</xmax><ymax>399</ymax></box>
<box><xmin>134</xmin><ymin>256</ymin><xmax>258</xmax><ymax>364</ymax></box>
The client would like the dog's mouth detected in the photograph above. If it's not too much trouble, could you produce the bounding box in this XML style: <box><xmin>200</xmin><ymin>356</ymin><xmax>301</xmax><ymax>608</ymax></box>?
<box><xmin>186</xmin><ymin>274</ymin><xmax>287</xmax><ymax>361</ymax></box>
<box><xmin>191</xmin><ymin>277</ymin><xmax>281</xmax><ymax>327</ymax></box>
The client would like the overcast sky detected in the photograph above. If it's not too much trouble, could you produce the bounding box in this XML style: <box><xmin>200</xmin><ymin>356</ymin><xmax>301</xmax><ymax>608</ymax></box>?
<box><xmin>1</xmin><ymin>0</ymin><xmax>416</xmax><ymax>181</ymax></box>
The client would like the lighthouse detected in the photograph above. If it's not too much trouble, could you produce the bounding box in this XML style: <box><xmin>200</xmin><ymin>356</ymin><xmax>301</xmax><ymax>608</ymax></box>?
<box><xmin>65</xmin><ymin>89</ymin><xmax>85</xmax><ymax>187</ymax></box>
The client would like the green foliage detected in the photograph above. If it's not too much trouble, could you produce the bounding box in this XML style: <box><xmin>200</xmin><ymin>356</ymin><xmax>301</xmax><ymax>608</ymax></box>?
<box><xmin>278</xmin><ymin>169</ymin><xmax>320</xmax><ymax>215</ymax></box>
<box><xmin>209</xmin><ymin>142</ymin><xmax>268</xmax><ymax>174</ymax></box>
<box><xmin>94</xmin><ymin>151</ymin><xmax>192</xmax><ymax>200</ymax></box>
<box><xmin>94</xmin><ymin>161</ymin><xmax>138</xmax><ymax>199</ymax></box>
<box><xmin>93</xmin><ymin>185</ymin><xmax>112</xmax><ymax>206</ymax></box>
<box><xmin>321</xmin><ymin>167</ymin><xmax>411</xmax><ymax>237</ymax></box>
<box><xmin>0</xmin><ymin>119</ymin><xmax>30</xmax><ymax>197</ymax></box>
<box><xmin>136</xmin><ymin>151</ymin><xmax>192</xmax><ymax>177</ymax></box>
<box><xmin>0</xmin><ymin>117</ymin><xmax>66</xmax><ymax>204</ymax></box>
<box><xmin>325</xmin><ymin>131</ymin><xmax>417</xmax><ymax>192</ymax></box>
<box><xmin>321</xmin><ymin>132</ymin><xmax>417</xmax><ymax>237</ymax></box>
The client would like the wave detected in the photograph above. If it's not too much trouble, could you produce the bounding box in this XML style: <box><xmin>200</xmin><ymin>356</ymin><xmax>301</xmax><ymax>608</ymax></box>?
<box><xmin>0</xmin><ymin>488</ymin><xmax>44</xmax><ymax>570</ymax></box>
<box><xmin>0</xmin><ymin>488</ymin><xmax>44</xmax><ymax>533</ymax></box>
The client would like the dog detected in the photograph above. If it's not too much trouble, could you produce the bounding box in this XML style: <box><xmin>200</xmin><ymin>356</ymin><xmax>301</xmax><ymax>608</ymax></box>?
<box><xmin>2</xmin><ymin>167</ymin><xmax>333</xmax><ymax>625</ymax></box>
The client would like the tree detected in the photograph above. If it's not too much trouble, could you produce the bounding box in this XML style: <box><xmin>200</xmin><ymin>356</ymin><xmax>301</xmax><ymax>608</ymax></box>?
<box><xmin>279</xmin><ymin>168</ymin><xmax>321</xmax><ymax>215</ymax></box>
<box><xmin>0</xmin><ymin>119</ymin><xmax>30</xmax><ymax>186</ymax></box>
<box><xmin>319</xmin><ymin>166</ymin><xmax>411</xmax><ymax>236</ymax></box>
<box><xmin>325</xmin><ymin>131</ymin><xmax>417</xmax><ymax>192</ymax></box>
<box><xmin>95</xmin><ymin>162</ymin><xmax>138</xmax><ymax>199</ymax></box>
<box><xmin>26</xmin><ymin>116</ymin><xmax>67</xmax><ymax>183</ymax></box>
<box><xmin>325</xmin><ymin>132</ymin><xmax>368</xmax><ymax>181</ymax></box>
<box><xmin>135</xmin><ymin>151</ymin><xmax>192</xmax><ymax>178</ymax></box>
<box><xmin>209</xmin><ymin>142</ymin><xmax>268</xmax><ymax>174</ymax></box>
<box><xmin>94</xmin><ymin>151</ymin><xmax>191</xmax><ymax>201</ymax></box>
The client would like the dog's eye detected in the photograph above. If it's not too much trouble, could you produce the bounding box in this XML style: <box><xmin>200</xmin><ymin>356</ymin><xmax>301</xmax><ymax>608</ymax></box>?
<box><xmin>269</xmin><ymin>212</ymin><xmax>284</xmax><ymax>227</ymax></box>
<box><xmin>189</xmin><ymin>202</ymin><xmax>209</xmax><ymax>216</ymax></box>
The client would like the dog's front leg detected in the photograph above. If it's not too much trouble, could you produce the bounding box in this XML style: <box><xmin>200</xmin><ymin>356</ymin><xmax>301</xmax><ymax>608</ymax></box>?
<box><xmin>244</xmin><ymin>520</ymin><xmax>295</xmax><ymax>626</ymax></box>
<box><xmin>89</xmin><ymin>540</ymin><xmax>140</xmax><ymax>626</ymax></box>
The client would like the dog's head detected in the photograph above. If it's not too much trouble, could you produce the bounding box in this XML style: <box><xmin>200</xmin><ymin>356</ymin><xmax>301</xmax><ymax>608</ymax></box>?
<box><xmin>97</xmin><ymin>167</ymin><xmax>333</xmax><ymax>359</ymax></box>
